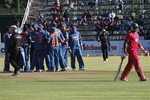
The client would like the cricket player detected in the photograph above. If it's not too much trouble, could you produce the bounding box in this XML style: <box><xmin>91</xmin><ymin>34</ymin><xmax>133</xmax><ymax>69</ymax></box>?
<box><xmin>69</xmin><ymin>25</ymin><xmax>85</xmax><ymax>71</ymax></box>
<box><xmin>120</xmin><ymin>23</ymin><xmax>148</xmax><ymax>81</ymax></box>
<box><xmin>51</xmin><ymin>22</ymin><xmax>67</xmax><ymax>71</ymax></box>
<box><xmin>20</xmin><ymin>25</ymin><xmax>31</xmax><ymax>72</ymax></box>
<box><xmin>29</xmin><ymin>24</ymin><xmax>38</xmax><ymax>69</ymax></box>
<box><xmin>61</xmin><ymin>23</ymin><xmax>69</xmax><ymax>69</ymax></box>
<box><xmin>43</xmin><ymin>29</ymin><xmax>51</xmax><ymax>71</ymax></box>
<box><xmin>30</xmin><ymin>24</ymin><xmax>47</xmax><ymax>72</ymax></box>
<box><xmin>48</xmin><ymin>27</ymin><xmax>63</xmax><ymax>72</ymax></box>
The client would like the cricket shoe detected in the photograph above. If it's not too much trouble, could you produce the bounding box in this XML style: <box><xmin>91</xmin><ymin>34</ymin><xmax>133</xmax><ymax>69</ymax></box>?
<box><xmin>118</xmin><ymin>77</ymin><xmax>128</xmax><ymax>82</ymax></box>
<box><xmin>139</xmin><ymin>78</ymin><xmax>148</xmax><ymax>82</ymax></box>
<box><xmin>106</xmin><ymin>59</ymin><xmax>109</xmax><ymax>62</ymax></box>
<box><xmin>19</xmin><ymin>69</ymin><xmax>24</xmax><ymax>72</ymax></box>
<box><xmin>72</xmin><ymin>68</ymin><xmax>76</xmax><ymax>71</ymax></box>
<box><xmin>120</xmin><ymin>79</ymin><xmax>128</xmax><ymax>82</ymax></box>
<box><xmin>35</xmin><ymin>69</ymin><xmax>44</xmax><ymax>72</ymax></box>
<box><xmin>12</xmin><ymin>72</ymin><xmax>19</xmax><ymax>76</ymax></box>
<box><xmin>79</xmin><ymin>68</ymin><xmax>85</xmax><ymax>71</ymax></box>
<box><xmin>59</xmin><ymin>68</ymin><xmax>67</xmax><ymax>71</ymax></box>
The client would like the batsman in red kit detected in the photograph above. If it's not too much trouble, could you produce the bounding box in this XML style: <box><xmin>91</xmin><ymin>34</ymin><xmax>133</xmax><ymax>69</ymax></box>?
<box><xmin>120</xmin><ymin>23</ymin><xmax>148</xmax><ymax>81</ymax></box>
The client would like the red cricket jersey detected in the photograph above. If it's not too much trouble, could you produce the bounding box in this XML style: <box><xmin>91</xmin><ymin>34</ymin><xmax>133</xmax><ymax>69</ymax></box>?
<box><xmin>126</xmin><ymin>31</ymin><xmax>140</xmax><ymax>53</ymax></box>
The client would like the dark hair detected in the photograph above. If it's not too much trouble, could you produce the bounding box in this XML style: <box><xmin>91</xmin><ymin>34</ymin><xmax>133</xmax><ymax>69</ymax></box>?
<box><xmin>23</xmin><ymin>25</ymin><xmax>28</xmax><ymax>31</ymax></box>
<box><xmin>13</xmin><ymin>19</ymin><xmax>19</xmax><ymax>24</ymax></box>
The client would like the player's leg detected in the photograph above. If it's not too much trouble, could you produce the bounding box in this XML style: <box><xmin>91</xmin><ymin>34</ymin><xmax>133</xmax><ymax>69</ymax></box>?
<box><xmin>62</xmin><ymin>45</ymin><xmax>68</xmax><ymax>69</ymax></box>
<box><xmin>30</xmin><ymin>50</ymin><xmax>38</xmax><ymax>71</ymax></box>
<box><xmin>101</xmin><ymin>45</ymin><xmax>106</xmax><ymax>61</ymax></box>
<box><xmin>70</xmin><ymin>49</ymin><xmax>76</xmax><ymax>70</ymax></box>
<box><xmin>50</xmin><ymin>47</ymin><xmax>55</xmax><ymax>72</ymax></box>
<box><xmin>132</xmin><ymin>52</ymin><xmax>147</xmax><ymax>81</ymax></box>
<box><xmin>3</xmin><ymin>48</ymin><xmax>10</xmax><ymax>72</ymax></box>
<box><xmin>24</xmin><ymin>45</ymin><xmax>30</xmax><ymax>71</ymax></box>
<box><xmin>44</xmin><ymin>46</ymin><xmax>50</xmax><ymax>70</ymax></box>
<box><xmin>10</xmin><ymin>49</ymin><xmax>20</xmax><ymax>75</ymax></box>
<box><xmin>105</xmin><ymin>47</ymin><xmax>109</xmax><ymax>61</ymax></box>
<box><xmin>76</xmin><ymin>49</ymin><xmax>85</xmax><ymax>70</ymax></box>
<box><xmin>30</xmin><ymin>44</ymin><xmax>34</xmax><ymax>68</ymax></box>
<box><xmin>58</xmin><ymin>45</ymin><xmax>66</xmax><ymax>70</ymax></box>
<box><xmin>54</xmin><ymin>47</ymin><xmax>60</xmax><ymax>71</ymax></box>
<box><xmin>38</xmin><ymin>49</ymin><xmax>44</xmax><ymax>71</ymax></box>
<box><xmin>120</xmin><ymin>54</ymin><xmax>134</xmax><ymax>81</ymax></box>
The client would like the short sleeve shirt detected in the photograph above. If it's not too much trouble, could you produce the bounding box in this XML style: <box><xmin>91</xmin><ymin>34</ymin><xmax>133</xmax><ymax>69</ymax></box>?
<box><xmin>126</xmin><ymin>31</ymin><xmax>139</xmax><ymax>52</ymax></box>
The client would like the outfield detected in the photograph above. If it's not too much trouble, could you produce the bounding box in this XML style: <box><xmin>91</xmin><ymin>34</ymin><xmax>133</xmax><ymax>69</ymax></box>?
<box><xmin>0</xmin><ymin>56</ymin><xmax>150</xmax><ymax>100</ymax></box>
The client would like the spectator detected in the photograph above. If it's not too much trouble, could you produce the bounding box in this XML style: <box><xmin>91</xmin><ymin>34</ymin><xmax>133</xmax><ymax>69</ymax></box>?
<box><xmin>42</xmin><ymin>20</ymin><xmax>49</xmax><ymax>31</ymax></box>
<box><xmin>79</xmin><ymin>11</ymin><xmax>94</xmax><ymax>25</ymax></box>
<box><xmin>79</xmin><ymin>12</ymin><xmax>87</xmax><ymax>25</ymax></box>
<box><xmin>63</xmin><ymin>9</ymin><xmax>70</xmax><ymax>23</ymax></box>
<box><xmin>119</xmin><ymin>20</ymin><xmax>126</xmax><ymax>34</ymax></box>
<box><xmin>41</xmin><ymin>0</ymin><xmax>49</xmax><ymax>5</ymax></box>
<box><xmin>107</xmin><ymin>16</ymin><xmax>121</xmax><ymax>35</ymax></box>
<box><xmin>108</xmin><ymin>11</ymin><xmax>116</xmax><ymax>22</ymax></box>
<box><xmin>37</xmin><ymin>13</ymin><xmax>45</xmax><ymax>23</ymax></box>
<box><xmin>117</xmin><ymin>0</ymin><xmax>124</xmax><ymax>12</ymax></box>
<box><xmin>136</xmin><ymin>15</ymin><xmax>144</xmax><ymax>27</ymax></box>
<box><xmin>93</xmin><ymin>0</ymin><xmax>99</xmax><ymax>7</ymax></box>
<box><xmin>100</xmin><ymin>17</ymin><xmax>108</xmax><ymax>30</ymax></box>
<box><xmin>86</xmin><ymin>11</ymin><xmax>94</xmax><ymax>22</ymax></box>
<box><xmin>126</xmin><ymin>16</ymin><xmax>134</xmax><ymax>31</ymax></box>
<box><xmin>54</xmin><ymin>0</ymin><xmax>60</xmax><ymax>12</ymax></box>
<box><xmin>95</xmin><ymin>23</ymin><xmax>102</xmax><ymax>35</ymax></box>
<box><xmin>111</xmin><ymin>16</ymin><xmax>121</xmax><ymax>34</ymax></box>
<box><xmin>52</xmin><ymin>10</ymin><xmax>59</xmax><ymax>23</ymax></box>
<box><xmin>67</xmin><ymin>1</ymin><xmax>74</xmax><ymax>12</ymax></box>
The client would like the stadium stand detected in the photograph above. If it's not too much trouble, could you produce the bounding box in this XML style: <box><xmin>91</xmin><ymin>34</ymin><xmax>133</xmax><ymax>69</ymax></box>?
<box><xmin>8</xmin><ymin>0</ymin><xmax>150</xmax><ymax>40</ymax></box>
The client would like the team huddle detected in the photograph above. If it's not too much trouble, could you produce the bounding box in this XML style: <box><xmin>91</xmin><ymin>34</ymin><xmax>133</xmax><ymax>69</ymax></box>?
<box><xmin>3</xmin><ymin>20</ymin><xmax>85</xmax><ymax>76</ymax></box>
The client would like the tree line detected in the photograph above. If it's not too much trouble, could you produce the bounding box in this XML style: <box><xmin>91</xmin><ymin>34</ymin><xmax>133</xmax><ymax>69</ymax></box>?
<box><xmin>0</xmin><ymin>0</ymin><xmax>27</xmax><ymax>9</ymax></box>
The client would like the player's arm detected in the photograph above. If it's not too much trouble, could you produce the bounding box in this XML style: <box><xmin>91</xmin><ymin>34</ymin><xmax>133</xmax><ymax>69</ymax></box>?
<box><xmin>68</xmin><ymin>35</ymin><xmax>72</xmax><ymax>53</ymax></box>
<box><xmin>78</xmin><ymin>32</ymin><xmax>83</xmax><ymax>50</ymax></box>
<box><xmin>138</xmin><ymin>42</ymin><xmax>145</xmax><ymax>52</ymax></box>
<box><xmin>123</xmin><ymin>38</ymin><xmax>128</xmax><ymax>55</ymax></box>
<box><xmin>123</xmin><ymin>32</ymin><xmax>130</xmax><ymax>55</ymax></box>
<box><xmin>138</xmin><ymin>41</ymin><xmax>146</xmax><ymax>54</ymax></box>
<box><xmin>107</xmin><ymin>35</ymin><xmax>111</xmax><ymax>46</ymax></box>
<box><xmin>138</xmin><ymin>41</ymin><xmax>149</xmax><ymax>56</ymax></box>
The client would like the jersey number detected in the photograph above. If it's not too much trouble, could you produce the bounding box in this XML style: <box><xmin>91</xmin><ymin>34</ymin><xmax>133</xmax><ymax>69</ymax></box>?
<box><xmin>22</xmin><ymin>36</ymin><xmax>27</xmax><ymax>44</ymax></box>
<box><xmin>52</xmin><ymin>36</ymin><xmax>58</xmax><ymax>47</ymax></box>
<box><xmin>38</xmin><ymin>35</ymin><xmax>43</xmax><ymax>43</ymax></box>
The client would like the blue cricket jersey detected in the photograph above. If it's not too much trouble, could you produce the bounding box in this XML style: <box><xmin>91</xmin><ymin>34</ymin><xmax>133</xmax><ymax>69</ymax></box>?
<box><xmin>34</xmin><ymin>31</ymin><xmax>47</xmax><ymax>49</ymax></box>
<box><xmin>69</xmin><ymin>26</ymin><xmax>83</xmax><ymax>49</ymax></box>
<box><xmin>21</xmin><ymin>31</ymin><xmax>32</xmax><ymax>46</ymax></box>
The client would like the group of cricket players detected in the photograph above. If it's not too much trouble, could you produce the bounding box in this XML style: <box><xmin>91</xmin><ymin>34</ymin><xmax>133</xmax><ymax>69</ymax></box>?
<box><xmin>3</xmin><ymin>20</ymin><xmax>85</xmax><ymax>76</ymax></box>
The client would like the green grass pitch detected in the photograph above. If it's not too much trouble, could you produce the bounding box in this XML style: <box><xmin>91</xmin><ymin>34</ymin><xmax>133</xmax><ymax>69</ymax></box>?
<box><xmin>0</xmin><ymin>55</ymin><xmax>150</xmax><ymax>100</ymax></box>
